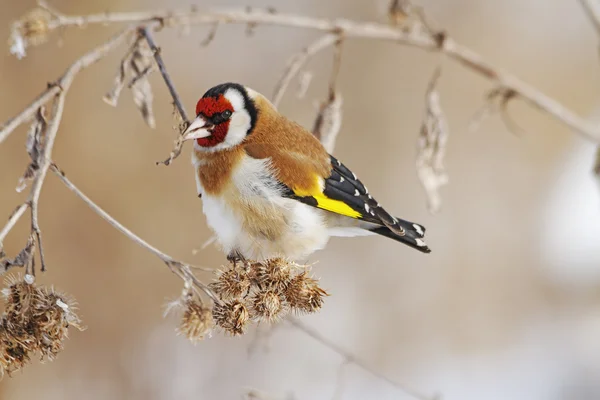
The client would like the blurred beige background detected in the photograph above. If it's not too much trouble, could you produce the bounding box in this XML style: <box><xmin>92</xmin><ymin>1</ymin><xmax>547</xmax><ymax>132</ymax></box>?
<box><xmin>1</xmin><ymin>0</ymin><xmax>600</xmax><ymax>399</ymax></box>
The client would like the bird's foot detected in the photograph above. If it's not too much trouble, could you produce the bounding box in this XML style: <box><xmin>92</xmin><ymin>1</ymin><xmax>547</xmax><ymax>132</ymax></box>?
<box><xmin>227</xmin><ymin>251</ymin><xmax>248</xmax><ymax>269</ymax></box>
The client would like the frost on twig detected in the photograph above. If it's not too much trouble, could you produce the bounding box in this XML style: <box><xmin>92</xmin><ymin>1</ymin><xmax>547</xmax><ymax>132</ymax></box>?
<box><xmin>416</xmin><ymin>68</ymin><xmax>449</xmax><ymax>214</ymax></box>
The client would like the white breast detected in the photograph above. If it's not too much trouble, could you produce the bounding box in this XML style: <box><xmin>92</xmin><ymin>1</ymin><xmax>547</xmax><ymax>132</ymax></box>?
<box><xmin>193</xmin><ymin>153</ymin><xmax>330</xmax><ymax>261</ymax></box>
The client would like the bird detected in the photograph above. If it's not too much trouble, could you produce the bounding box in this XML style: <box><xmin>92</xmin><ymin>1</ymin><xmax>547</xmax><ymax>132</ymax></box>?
<box><xmin>182</xmin><ymin>82</ymin><xmax>430</xmax><ymax>262</ymax></box>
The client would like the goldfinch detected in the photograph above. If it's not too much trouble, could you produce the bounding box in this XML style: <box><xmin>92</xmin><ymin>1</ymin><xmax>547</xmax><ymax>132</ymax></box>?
<box><xmin>183</xmin><ymin>83</ymin><xmax>430</xmax><ymax>261</ymax></box>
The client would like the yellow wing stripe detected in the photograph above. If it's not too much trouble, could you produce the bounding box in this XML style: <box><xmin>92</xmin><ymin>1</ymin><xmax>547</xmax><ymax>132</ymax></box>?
<box><xmin>312</xmin><ymin>194</ymin><xmax>362</xmax><ymax>218</ymax></box>
<box><xmin>292</xmin><ymin>178</ymin><xmax>362</xmax><ymax>219</ymax></box>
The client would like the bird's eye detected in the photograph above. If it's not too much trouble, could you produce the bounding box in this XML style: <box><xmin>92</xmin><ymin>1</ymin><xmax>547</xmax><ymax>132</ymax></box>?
<box><xmin>222</xmin><ymin>110</ymin><xmax>232</xmax><ymax>119</ymax></box>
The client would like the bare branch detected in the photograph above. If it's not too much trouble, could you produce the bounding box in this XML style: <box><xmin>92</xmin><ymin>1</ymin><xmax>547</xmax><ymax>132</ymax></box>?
<box><xmin>288</xmin><ymin>318</ymin><xmax>437</xmax><ymax>400</ymax></box>
<box><xmin>3</xmin><ymin>5</ymin><xmax>598</xmax><ymax>145</ymax></box>
<box><xmin>49</xmin><ymin>164</ymin><xmax>219</xmax><ymax>302</ymax></box>
<box><xmin>273</xmin><ymin>34</ymin><xmax>339</xmax><ymax>107</ymax></box>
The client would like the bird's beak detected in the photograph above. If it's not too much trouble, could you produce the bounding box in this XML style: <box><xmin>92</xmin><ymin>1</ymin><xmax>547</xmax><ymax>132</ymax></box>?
<box><xmin>182</xmin><ymin>116</ymin><xmax>213</xmax><ymax>141</ymax></box>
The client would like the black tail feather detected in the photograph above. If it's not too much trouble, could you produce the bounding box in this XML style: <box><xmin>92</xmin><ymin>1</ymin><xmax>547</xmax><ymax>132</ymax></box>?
<box><xmin>369</xmin><ymin>225</ymin><xmax>431</xmax><ymax>253</ymax></box>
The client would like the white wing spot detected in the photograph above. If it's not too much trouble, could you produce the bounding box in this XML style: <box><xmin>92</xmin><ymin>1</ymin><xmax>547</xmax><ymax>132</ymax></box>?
<box><xmin>337</xmin><ymin>159</ymin><xmax>342</xmax><ymax>166</ymax></box>
<box><xmin>354</xmin><ymin>189</ymin><xmax>360</xmax><ymax>196</ymax></box>
<box><xmin>364</xmin><ymin>204</ymin><xmax>370</xmax><ymax>213</ymax></box>
<box><xmin>339</xmin><ymin>176</ymin><xmax>345</xmax><ymax>182</ymax></box>
<box><xmin>415</xmin><ymin>238</ymin><xmax>427</xmax><ymax>247</ymax></box>
<box><xmin>413</xmin><ymin>224</ymin><xmax>424</xmax><ymax>236</ymax></box>
<box><xmin>352</xmin><ymin>172</ymin><xmax>358</xmax><ymax>180</ymax></box>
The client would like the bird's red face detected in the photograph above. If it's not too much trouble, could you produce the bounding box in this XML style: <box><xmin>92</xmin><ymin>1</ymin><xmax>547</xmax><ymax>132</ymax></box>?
<box><xmin>182</xmin><ymin>83</ymin><xmax>258</xmax><ymax>152</ymax></box>
<box><xmin>193</xmin><ymin>95</ymin><xmax>234</xmax><ymax>148</ymax></box>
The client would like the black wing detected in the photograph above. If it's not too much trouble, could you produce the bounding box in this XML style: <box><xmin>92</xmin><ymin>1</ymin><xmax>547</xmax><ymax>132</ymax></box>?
<box><xmin>286</xmin><ymin>154</ymin><xmax>431</xmax><ymax>253</ymax></box>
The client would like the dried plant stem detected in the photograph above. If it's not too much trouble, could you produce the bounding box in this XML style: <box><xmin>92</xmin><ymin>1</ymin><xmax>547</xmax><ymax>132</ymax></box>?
<box><xmin>10</xmin><ymin>6</ymin><xmax>599</xmax><ymax>142</ymax></box>
<box><xmin>288</xmin><ymin>318</ymin><xmax>436</xmax><ymax>400</ymax></box>
<box><xmin>272</xmin><ymin>33</ymin><xmax>339</xmax><ymax>107</ymax></box>
<box><xmin>138</xmin><ymin>27</ymin><xmax>190</xmax><ymax>123</ymax></box>
<box><xmin>137</xmin><ymin>27</ymin><xmax>191</xmax><ymax>165</ymax></box>
<box><xmin>49</xmin><ymin>164</ymin><xmax>219</xmax><ymax>303</ymax></box>
<box><xmin>0</xmin><ymin>27</ymin><xmax>136</xmax><ymax>144</ymax></box>
<box><xmin>0</xmin><ymin>203</ymin><xmax>28</xmax><ymax>247</ymax></box>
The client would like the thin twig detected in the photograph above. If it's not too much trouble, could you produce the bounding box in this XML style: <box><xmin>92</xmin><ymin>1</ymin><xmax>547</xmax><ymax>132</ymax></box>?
<box><xmin>273</xmin><ymin>34</ymin><xmax>339</xmax><ymax>107</ymax></box>
<box><xmin>288</xmin><ymin>318</ymin><xmax>436</xmax><ymax>400</ymax></box>
<box><xmin>138</xmin><ymin>27</ymin><xmax>189</xmax><ymax>123</ymax></box>
<box><xmin>0</xmin><ymin>203</ymin><xmax>28</xmax><ymax>248</ymax></box>
<box><xmin>138</xmin><ymin>27</ymin><xmax>191</xmax><ymax>166</ymax></box>
<box><xmin>49</xmin><ymin>163</ymin><xmax>219</xmax><ymax>303</ymax></box>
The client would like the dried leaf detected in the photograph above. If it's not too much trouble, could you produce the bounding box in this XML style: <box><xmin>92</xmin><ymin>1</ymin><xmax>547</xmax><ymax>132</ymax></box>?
<box><xmin>16</xmin><ymin>107</ymin><xmax>47</xmax><ymax>193</ymax></box>
<box><xmin>1</xmin><ymin>236</ymin><xmax>35</xmax><ymax>275</ymax></box>
<box><xmin>130</xmin><ymin>42</ymin><xmax>156</xmax><ymax>128</ymax></box>
<box><xmin>103</xmin><ymin>52</ymin><xmax>133</xmax><ymax>107</ymax></box>
<box><xmin>201</xmin><ymin>22</ymin><xmax>219</xmax><ymax>47</ymax></box>
<box><xmin>416</xmin><ymin>68</ymin><xmax>449</xmax><ymax>214</ymax></box>
<box><xmin>312</xmin><ymin>93</ymin><xmax>343</xmax><ymax>153</ymax></box>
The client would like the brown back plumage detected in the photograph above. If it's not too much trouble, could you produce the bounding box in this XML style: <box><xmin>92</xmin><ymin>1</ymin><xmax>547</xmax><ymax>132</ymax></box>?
<box><xmin>244</xmin><ymin>95</ymin><xmax>332</xmax><ymax>192</ymax></box>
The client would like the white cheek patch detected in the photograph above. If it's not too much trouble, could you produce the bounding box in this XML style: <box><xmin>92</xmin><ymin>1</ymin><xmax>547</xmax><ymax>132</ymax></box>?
<box><xmin>224</xmin><ymin>88</ymin><xmax>245</xmax><ymax>112</ymax></box>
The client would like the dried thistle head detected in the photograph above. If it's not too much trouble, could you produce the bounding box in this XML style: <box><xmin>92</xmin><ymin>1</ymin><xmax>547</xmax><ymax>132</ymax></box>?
<box><xmin>9</xmin><ymin>8</ymin><xmax>53</xmax><ymax>59</ymax></box>
<box><xmin>0</xmin><ymin>275</ymin><xmax>83</xmax><ymax>376</ymax></box>
<box><xmin>253</xmin><ymin>258</ymin><xmax>293</xmax><ymax>291</ymax></box>
<box><xmin>249</xmin><ymin>289</ymin><xmax>287</xmax><ymax>322</ymax></box>
<box><xmin>212</xmin><ymin>300</ymin><xmax>249</xmax><ymax>336</ymax></box>
<box><xmin>32</xmin><ymin>289</ymin><xmax>84</xmax><ymax>361</ymax></box>
<box><xmin>284</xmin><ymin>272</ymin><xmax>328</xmax><ymax>314</ymax></box>
<box><xmin>210</xmin><ymin>264</ymin><xmax>251</xmax><ymax>300</ymax></box>
<box><xmin>178</xmin><ymin>299</ymin><xmax>213</xmax><ymax>343</ymax></box>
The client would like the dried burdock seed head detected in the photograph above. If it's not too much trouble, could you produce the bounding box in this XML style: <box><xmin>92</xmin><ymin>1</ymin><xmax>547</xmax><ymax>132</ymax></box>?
<box><xmin>210</xmin><ymin>264</ymin><xmax>251</xmax><ymax>300</ymax></box>
<box><xmin>213</xmin><ymin>300</ymin><xmax>250</xmax><ymax>336</ymax></box>
<box><xmin>250</xmin><ymin>289</ymin><xmax>287</xmax><ymax>322</ymax></box>
<box><xmin>0</xmin><ymin>274</ymin><xmax>84</xmax><ymax>376</ymax></box>
<box><xmin>9</xmin><ymin>8</ymin><xmax>53</xmax><ymax>59</ymax></box>
<box><xmin>253</xmin><ymin>258</ymin><xmax>293</xmax><ymax>291</ymax></box>
<box><xmin>33</xmin><ymin>289</ymin><xmax>84</xmax><ymax>361</ymax></box>
<box><xmin>178</xmin><ymin>299</ymin><xmax>213</xmax><ymax>343</ymax></box>
<box><xmin>284</xmin><ymin>272</ymin><xmax>329</xmax><ymax>314</ymax></box>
